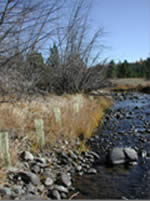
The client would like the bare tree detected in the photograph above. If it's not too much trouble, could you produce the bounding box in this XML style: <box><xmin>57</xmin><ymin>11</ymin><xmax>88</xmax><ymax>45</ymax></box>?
<box><xmin>56</xmin><ymin>0</ymin><xmax>105</xmax><ymax>66</ymax></box>
<box><xmin>0</xmin><ymin>0</ymin><xmax>65</xmax><ymax>95</ymax></box>
<box><xmin>0</xmin><ymin>0</ymin><xmax>63</xmax><ymax>66</ymax></box>
<box><xmin>43</xmin><ymin>0</ymin><xmax>109</xmax><ymax>94</ymax></box>
<box><xmin>0</xmin><ymin>0</ymin><xmax>109</xmax><ymax>96</ymax></box>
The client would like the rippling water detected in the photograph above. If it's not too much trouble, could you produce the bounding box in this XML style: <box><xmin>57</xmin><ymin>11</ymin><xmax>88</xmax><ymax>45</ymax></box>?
<box><xmin>73</xmin><ymin>92</ymin><xmax>150</xmax><ymax>199</ymax></box>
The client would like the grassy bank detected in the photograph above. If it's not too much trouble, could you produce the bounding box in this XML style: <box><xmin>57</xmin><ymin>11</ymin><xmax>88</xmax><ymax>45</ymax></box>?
<box><xmin>0</xmin><ymin>93</ymin><xmax>112</xmax><ymax>169</ymax></box>
<box><xmin>109</xmin><ymin>78</ymin><xmax>150</xmax><ymax>92</ymax></box>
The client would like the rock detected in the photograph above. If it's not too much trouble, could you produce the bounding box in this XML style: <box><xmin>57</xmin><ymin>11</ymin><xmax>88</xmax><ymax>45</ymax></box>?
<box><xmin>140</xmin><ymin>150</ymin><xmax>147</xmax><ymax>158</ymax></box>
<box><xmin>78</xmin><ymin>172</ymin><xmax>83</xmax><ymax>176</ymax></box>
<box><xmin>16</xmin><ymin>171</ymin><xmax>40</xmax><ymax>186</ymax></box>
<box><xmin>20</xmin><ymin>151</ymin><xmax>34</xmax><ymax>161</ymax></box>
<box><xmin>12</xmin><ymin>185</ymin><xmax>24</xmax><ymax>195</ymax></box>
<box><xmin>61</xmin><ymin>192</ymin><xmax>67</xmax><ymax>199</ymax></box>
<box><xmin>87</xmin><ymin>168</ymin><xmax>97</xmax><ymax>174</ymax></box>
<box><xmin>109</xmin><ymin>147</ymin><xmax>125</xmax><ymax>165</ymax></box>
<box><xmin>78</xmin><ymin>155</ymin><xmax>84</xmax><ymax>161</ymax></box>
<box><xmin>44</xmin><ymin>177</ymin><xmax>54</xmax><ymax>186</ymax></box>
<box><xmin>34</xmin><ymin>157</ymin><xmax>46</xmax><ymax>164</ymax></box>
<box><xmin>134</xmin><ymin>106</ymin><xmax>139</xmax><ymax>110</ymax></box>
<box><xmin>146</xmin><ymin>129</ymin><xmax>150</xmax><ymax>133</ymax></box>
<box><xmin>54</xmin><ymin>185</ymin><xmax>68</xmax><ymax>193</ymax></box>
<box><xmin>121</xmin><ymin>196</ymin><xmax>128</xmax><ymax>200</ymax></box>
<box><xmin>36</xmin><ymin>162</ymin><xmax>49</xmax><ymax>168</ymax></box>
<box><xmin>124</xmin><ymin>147</ymin><xmax>138</xmax><ymax>161</ymax></box>
<box><xmin>76</xmin><ymin>165</ymin><xmax>82</xmax><ymax>172</ymax></box>
<box><xmin>37</xmin><ymin>185</ymin><xmax>45</xmax><ymax>193</ymax></box>
<box><xmin>109</xmin><ymin>147</ymin><xmax>138</xmax><ymax>165</ymax></box>
<box><xmin>88</xmin><ymin>151</ymin><xmax>100</xmax><ymax>160</ymax></box>
<box><xmin>52</xmin><ymin>190</ymin><xmax>61</xmax><ymax>200</ymax></box>
<box><xmin>8</xmin><ymin>167</ymin><xmax>19</xmax><ymax>173</ymax></box>
<box><xmin>129</xmin><ymin>161</ymin><xmax>138</xmax><ymax>166</ymax></box>
<box><xmin>42</xmin><ymin>169</ymin><xmax>55</xmax><ymax>180</ymax></box>
<box><xmin>27</xmin><ymin>183</ymin><xmax>38</xmax><ymax>194</ymax></box>
<box><xmin>60</xmin><ymin>151</ymin><xmax>68</xmax><ymax>160</ymax></box>
<box><xmin>31</xmin><ymin>164</ymin><xmax>41</xmax><ymax>174</ymax></box>
<box><xmin>19</xmin><ymin>194</ymin><xmax>45</xmax><ymax>200</ymax></box>
<box><xmin>60</xmin><ymin>173</ymin><xmax>72</xmax><ymax>187</ymax></box>
<box><xmin>0</xmin><ymin>186</ymin><xmax>12</xmax><ymax>197</ymax></box>
<box><xmin>69</xmin><ymin>151</ymin><xmax>78</xmax><ymax>160</ymax></box>
<box><xmin>23</xmin><ymin>162</ymin><xmax>30</xmax><ymax>169</ymax></box>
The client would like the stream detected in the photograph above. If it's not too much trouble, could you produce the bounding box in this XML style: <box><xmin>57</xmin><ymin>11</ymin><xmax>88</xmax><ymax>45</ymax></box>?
<box><xmin>73</xmin><ymin>92</ymin><xmax>150</xmax><ymax>199</ymax></box>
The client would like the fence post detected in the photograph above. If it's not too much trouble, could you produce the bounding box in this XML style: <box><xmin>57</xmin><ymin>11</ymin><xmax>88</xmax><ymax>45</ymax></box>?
<box><xmin>54</xmin><ymin>107</ymin><xmax>61</xmax><ymax>127</ymax></box>
<box><xmin>0</xmin><ymin>132</ymin><xmax>11</xmax><ymax>167</ymax></box>
<box><xmin>34</xmin><ymin>119</ymin><xmax>45</xmax><ymax>148</ymax></box>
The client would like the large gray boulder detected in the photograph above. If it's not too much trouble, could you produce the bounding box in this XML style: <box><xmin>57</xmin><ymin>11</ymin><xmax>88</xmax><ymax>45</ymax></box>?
<box><xmin>109</xmin><ymin>147</ymin><xmax>138</xmax><ymax>165</ymax></box>
<box><xmin>124</xmin><ymin>147</ymin><xmax>138</xmax><ymax>161</ymax></box>
<box><xmin>109</xmin><ymin>147</ymin><xmax>125</xmax><ymax>165</ymax></box>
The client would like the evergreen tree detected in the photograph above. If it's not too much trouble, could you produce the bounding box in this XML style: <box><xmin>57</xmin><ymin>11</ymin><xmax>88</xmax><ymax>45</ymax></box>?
<box><xmin>107</xmin><ymin>60</ymin><xmax>116</xmax><ymax>78</ymax></box>
<box><xmin>144</xmin><ymin>58</ymin><xmax>150</xmax><ymax>80</ymax></box>
<box><xmin>46</xmin><ymin>43</ymin><xmax>60</xmax><ymax>67</ymax></box>
<box><xmin>27</xmin><ymin>51</ymin><xmax>44</xmax><ymax>67</ymax></box>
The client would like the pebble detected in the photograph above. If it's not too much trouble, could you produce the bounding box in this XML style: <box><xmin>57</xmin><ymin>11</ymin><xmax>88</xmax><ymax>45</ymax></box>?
<box><xmin>60</xmin><ymin>173</ymin><xmax>72</xmax><ymax>187</ymax></box>
<box><xmin>76</xmin><ymin>165</ymin><xmax>82</xmax><ymax>172</ymax></box>
<box><xmin>0</xmin><ymin>186</ymin><xmax>12</xmax><ymax>197</ymax></box>
<box><xmin>52</xmin><ymin>190</ymin><xmax>61</xmax><ymax>200</ymax></box>
<box><xmin>31</xmin><ymin>164</ymin><xmax>41</xmax><ymax>174</ymax></box>
<box><xmin>89</xmin><ymin>151</ymin><xmax>100</xmax><ymax>160</ymax></box>
<box><xmin>34</xmin><ymin>157</ymin><xmax>46</xmax><ymax>164</ymax></box>
<box><xmin>17</xmin><ymin>171</ymin><xmax>40</xmax><ymax>186</ymax></box>
<box><xmin>19</xmin><ymin>194</ymin><xmax>45</xmax><ymax>200</ymax></box>
<box><xmin>69</xmin><ymin>151</ymin><xmax>78</xmax><ymax>160</ymax></box>
<box><xmin>44</xmin><ymin>177</ymin><xmax>54</xmax><ymax>186</ymax></box>
<box><xmin>20</xmin><ymin>151</ymin><xmax>34</xmax><ymax>161</ymax></box>
<box><xmin>88</xmin><ymin>168</ymin><xmax>97</xmax><ymax>174</ymax></box>
<box><xmin>12</xmin><ymin>185</ymin><xmax>24</xmax><ymax>195</ymax></box>
<box><xmin>54</xmin><ymin>185</ymin><xmax>69</xmax><ymax>193</ymax></box>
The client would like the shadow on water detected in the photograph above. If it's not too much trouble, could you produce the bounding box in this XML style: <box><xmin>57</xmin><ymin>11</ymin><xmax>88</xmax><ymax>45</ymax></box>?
<box><xmin>73</xmin><ymin>92</ymin><xmax>150</xmax><ymax>199</ymax></box>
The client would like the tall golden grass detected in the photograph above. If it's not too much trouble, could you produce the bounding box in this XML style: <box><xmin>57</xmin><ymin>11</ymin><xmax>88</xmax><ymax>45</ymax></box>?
<box><xmin>0</xmin><ymin>93</ymin><xmax>112</xmax><ymax>166</ymax></box>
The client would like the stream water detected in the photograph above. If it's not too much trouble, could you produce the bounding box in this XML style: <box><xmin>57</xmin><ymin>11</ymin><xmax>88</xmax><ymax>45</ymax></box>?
<box><xmin>73</xmin><ymin>92</ymin><xmax>150</xmax><ymax>199</ymax></box>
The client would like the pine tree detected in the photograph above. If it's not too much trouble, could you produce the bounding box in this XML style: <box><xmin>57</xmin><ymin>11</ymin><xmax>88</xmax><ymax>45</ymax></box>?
<box><xmin>27</xmin><ymin>51</ymin><xmax>44</xmax><ymax>67</ymax></box>
<box><xmin>46</xmin><ymin>43</ymin><xmax>59</xmax><ymax>67</ymax></box>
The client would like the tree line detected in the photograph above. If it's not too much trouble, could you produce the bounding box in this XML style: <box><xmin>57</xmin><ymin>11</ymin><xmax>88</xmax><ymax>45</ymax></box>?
<box><xmin>107</xmin><ymin>58</ymin><xmax>150</xmax><ymax>80</ymax></box>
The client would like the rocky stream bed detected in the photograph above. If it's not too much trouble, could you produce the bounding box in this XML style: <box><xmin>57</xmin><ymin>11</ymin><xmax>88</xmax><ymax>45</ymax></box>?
<box><xmin>74</xmin><ymin>91</ymin><xmax>150</xmax><ymax>199</ymax></box>
<box><xmin>1</xmin><ymin>91</ymin><xmax>150</xmax><ymax>200</ymax></box>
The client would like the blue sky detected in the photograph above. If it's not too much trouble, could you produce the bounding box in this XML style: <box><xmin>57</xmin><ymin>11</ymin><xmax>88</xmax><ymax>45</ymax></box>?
<box><xmin>90</xmin><ymin>0</ymin><xmax>150</xmax><ymax>63</ymax></box>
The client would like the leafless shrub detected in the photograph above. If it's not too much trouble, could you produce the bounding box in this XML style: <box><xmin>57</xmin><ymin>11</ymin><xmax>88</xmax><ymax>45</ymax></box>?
<box><xmin>39</xmin><ymin>0</ymin><xmax>109</xmax><ymax>95</ymax></box>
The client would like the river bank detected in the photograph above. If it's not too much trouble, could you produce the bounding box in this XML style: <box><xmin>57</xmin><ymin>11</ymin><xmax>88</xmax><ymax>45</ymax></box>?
<box><xmin>0</xmin><ymin>92</ymin><xmax>112</xmax><ymax>199</ymax></box>
<box><xmin>109</xmin><ymin>78</ymin><xmax>150</xmax><ymax>93</ymax></box>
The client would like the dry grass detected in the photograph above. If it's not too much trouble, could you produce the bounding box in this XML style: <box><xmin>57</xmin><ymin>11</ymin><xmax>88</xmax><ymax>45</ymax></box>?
<box><xmin>109</xmin><ymin>78</ymin><xmax>150</xmax><ymax>91</ymax></box>
<box><xmin>0</xmin><ymin>92</ymin><xmax>112</xmax><ymax>167</ymax></box>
